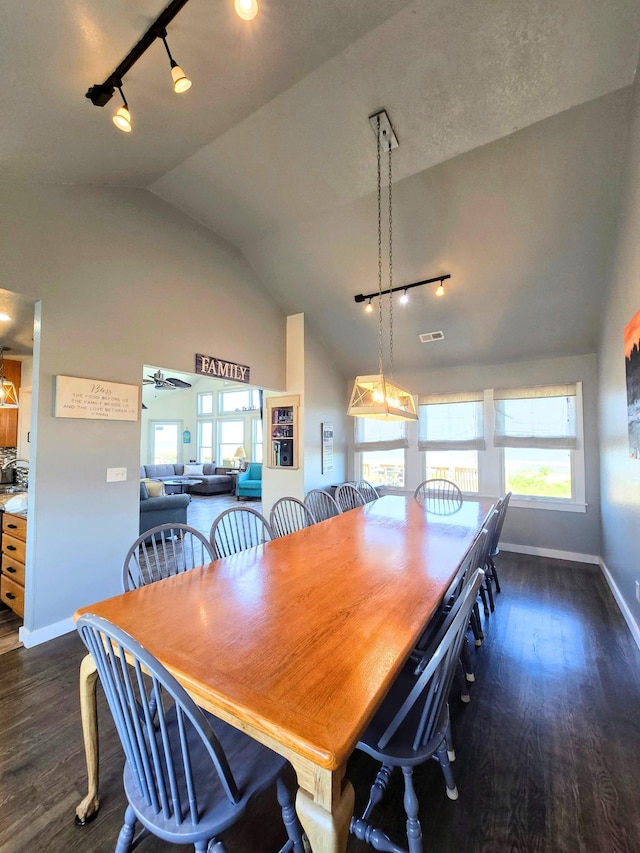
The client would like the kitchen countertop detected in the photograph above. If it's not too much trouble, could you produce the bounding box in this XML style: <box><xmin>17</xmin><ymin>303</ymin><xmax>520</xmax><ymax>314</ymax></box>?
<box><xmin>0</xmin><ymin>491</ymin><xmax>28</xmax><ymax>514</ymax></box>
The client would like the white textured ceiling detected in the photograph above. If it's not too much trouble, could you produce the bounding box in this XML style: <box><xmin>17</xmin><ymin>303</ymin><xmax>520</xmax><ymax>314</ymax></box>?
<box><xmin>4</xmin><ymin>0</ymin><xmax>640</xmax><ymax>374</ymax></box>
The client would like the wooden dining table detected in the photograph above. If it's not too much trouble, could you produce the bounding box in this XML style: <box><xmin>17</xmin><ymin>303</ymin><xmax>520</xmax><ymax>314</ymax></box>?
<box><xmin>74</xmin><ymin>494</ymin><xmax>492</xmax><ymax>852</ymax></box>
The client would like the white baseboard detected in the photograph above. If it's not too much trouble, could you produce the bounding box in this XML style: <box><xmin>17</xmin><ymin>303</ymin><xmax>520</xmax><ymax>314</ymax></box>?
<box><xmin>501</xmin><ymin>542</ymin><xmax>599</xmax><ymax>564</ymax></box>
<box><xmin>599</xmin><ymin>559</ymin><xmax>640</xmax><ymax>652</ymax></box>
<box><xmin>19</xmin><ymin>616</ymin><xmax>75</xmax><ymax>648</ymax></box>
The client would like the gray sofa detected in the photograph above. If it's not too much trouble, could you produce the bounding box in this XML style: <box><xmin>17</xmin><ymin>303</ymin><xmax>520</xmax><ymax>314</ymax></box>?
<box><xmin>139</xmin><ymin>481</ymin><xmax>190</xmax><ymax>535</ymax></box>
<box><xmin>140</xmin><ymin>463</ymin><xmax>234</xmax><ymax>496</ymax></box>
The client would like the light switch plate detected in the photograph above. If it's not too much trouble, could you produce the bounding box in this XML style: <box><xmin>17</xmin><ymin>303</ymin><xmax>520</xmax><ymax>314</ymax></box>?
<box><xmin>107</xmin><ymin>467</ymin><xmax>127</xmax><ymax>482</ymax></box>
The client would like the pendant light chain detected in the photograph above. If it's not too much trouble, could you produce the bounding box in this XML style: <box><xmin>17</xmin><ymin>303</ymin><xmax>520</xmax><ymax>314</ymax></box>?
<box><xmin>388</xmin><ymin>138</ymin><xmax>394</xmax><ymax>379</ymax></box>
<box><xmin>377</xmin><ymin>116</ymin><xmax>385</xmax><ymax>378</ymax></box>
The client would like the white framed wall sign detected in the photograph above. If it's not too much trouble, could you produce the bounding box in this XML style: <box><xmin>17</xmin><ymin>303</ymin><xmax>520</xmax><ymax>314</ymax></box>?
<box><xmin>54</xmin><ymin>375</ymin><xmax>139</xmax><ymax>421</ymax></box>
<box><xmin>322</xmin><ymin>422</ymin><xmax>334</xmax><ymax>474</ymax></box>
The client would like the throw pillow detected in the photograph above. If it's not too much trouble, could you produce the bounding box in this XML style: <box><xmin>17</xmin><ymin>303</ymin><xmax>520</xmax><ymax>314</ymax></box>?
<box><xmin>183</xmin><ymin>463</ymin><xmax>204</xmax><ymax>476</ymax></box>
<box><xmin>145</xmin><ymin>480</ymin><xmax>165</xmax><ymax>498</ymax></box>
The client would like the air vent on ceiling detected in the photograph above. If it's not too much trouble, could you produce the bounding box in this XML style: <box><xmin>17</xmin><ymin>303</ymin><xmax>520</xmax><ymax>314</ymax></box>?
<box><xmin>419</xmin><ymin>330</ymin><xmax>445</xmax><ymax>343</ymax></box>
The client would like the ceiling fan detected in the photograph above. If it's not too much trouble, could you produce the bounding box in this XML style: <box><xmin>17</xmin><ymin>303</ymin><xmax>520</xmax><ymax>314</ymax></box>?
<box><xmin>143</xmin><ymin>370</ymin><xmax>192</xmax><ymax>390</ymax></box>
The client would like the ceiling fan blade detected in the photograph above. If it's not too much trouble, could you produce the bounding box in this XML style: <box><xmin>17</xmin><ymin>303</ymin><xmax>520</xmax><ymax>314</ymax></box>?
<box><xmin>167</xmin><ymin>378</ymin><xmax>192</xmax><ymax>388</ymax></box>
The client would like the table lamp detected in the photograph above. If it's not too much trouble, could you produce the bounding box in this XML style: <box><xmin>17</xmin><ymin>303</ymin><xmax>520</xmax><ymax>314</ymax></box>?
<box><xmin>233</xmin><ymin>446</ymin><xmax>246</xmax><ymax>469</ymax></box>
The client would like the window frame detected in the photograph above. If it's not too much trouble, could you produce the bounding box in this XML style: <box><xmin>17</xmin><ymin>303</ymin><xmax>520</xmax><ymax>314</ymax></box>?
<box><xmin>149</xmin><ymin>419</ymin><xmax>183</xmax><ymax>465</ymax></box>
<box><xmin>354</xmin><ymin>417</ymin><xmax>408</xmax><ymax>490</ymax></box>
<box><xmin>353</xmin><ymin>382</ymin><xmax>587</xmax><ymax>512</ymax></box>
<box><xmin>493</xmin><ymin>384</ymin><xmax>585</xmax><ymax>511</ymax></box>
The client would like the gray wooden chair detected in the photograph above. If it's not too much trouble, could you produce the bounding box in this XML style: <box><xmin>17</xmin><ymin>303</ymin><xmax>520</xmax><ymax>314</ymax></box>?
<box><xmin>413</xmin><ymin>525</ymin><xmax>491</xmax><ymax>699</ymax></box>
<box><xmin>414</xmin><ymin>478</ymin><xmax>463</xmax><ymax>513</ymax></box>
<box><xmin>472</xmin><ymin>506</ymin><xmax>500</xmax><ymax>617</ymax></box>
<box><xmin>349</xmin><ymin>569</ymin><xmax>485</xmax><ymax>853</ymax></box>
<box><xmin>76</xmin><ymin>613</ymin><xmax>305</xmax><ymax>853</ymax></box>
<box><xmin>270</xmin><ymin>497</ymin><xmax>316</xmax><ymax>538</ymax></box>
<box><xmin>486</xmin><ymin>492</ymin><xmax>512</xmax><ymax>595</ymax></box>
<box><xmin>122</xmin><ymin>523</ymin><xmax>215</xmax><ymax>591</ymax></box>
<box><xmin>210</xmin><ymin>506</ymin><xmax>273</xmax><ymax>558</ymax></box>
<box><xmin>355</xmin><ymin>480</ymin><xmax>380</xmax><ymax>503</ymax></box>
<box><xmin>335</xmin><ymin>483</ymin><xmax>366</xmax><ymax>511</ymax></box>
<box><xmin>304</xmin><ymin>489</ymin><xmax>342</xmax><ymax>522</ymax></box>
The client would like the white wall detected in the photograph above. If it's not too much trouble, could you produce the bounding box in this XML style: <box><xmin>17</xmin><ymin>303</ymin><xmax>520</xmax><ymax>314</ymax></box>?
<box><xmin>598</xmin><ymin>58</ymin><xmax>640</xmax><ymax>637</ymax></box>
<box><xmin>303</xmin><ymin>323</ymin><xmax>349</xmax><ymax>493</ymax></box>
<box><xmin>261</xmin><ymin>314</ymin><xmax>349</xmax><ymax>514</ymax></box>
<box><xmin>0</xmin><ymin>183</ymin><xmax>286</xmax><ymax>644</ymax></box>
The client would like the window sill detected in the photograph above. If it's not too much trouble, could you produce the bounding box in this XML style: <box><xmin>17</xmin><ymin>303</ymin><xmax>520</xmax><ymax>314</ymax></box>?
<box><xmin>504</xmin><ymin>497</ymin><xmax>587</xmax><ymax>513</ymax></box>
<box><xmin>379</xmin><ymin>488</ymin><xmax>587</xmax><ymax>514</ymax></box>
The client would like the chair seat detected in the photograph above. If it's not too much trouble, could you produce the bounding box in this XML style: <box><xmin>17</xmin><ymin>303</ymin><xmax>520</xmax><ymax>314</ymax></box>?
<box><xmin>124</xmin><ymin>706</ymin><xmax>288</xmax><ymax>843</ymax></box>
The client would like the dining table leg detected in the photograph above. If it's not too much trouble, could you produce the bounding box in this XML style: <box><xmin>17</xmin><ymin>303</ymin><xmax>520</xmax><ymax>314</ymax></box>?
<box><xmin>74</xmin><ymin>653</ymin><xmax>100</xmax><ymax>825</ymax></box>
<box><xmin>294</xmin><ymin>763</ymin><xmax>355</xmax><ymax>853</ymax></box>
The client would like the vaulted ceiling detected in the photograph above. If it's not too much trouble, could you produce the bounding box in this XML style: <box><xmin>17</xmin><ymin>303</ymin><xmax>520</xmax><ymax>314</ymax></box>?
<box><xmin>4</xmin><ymin>0</ymin><xmax>640</xmax><ymax>376</ymax></box>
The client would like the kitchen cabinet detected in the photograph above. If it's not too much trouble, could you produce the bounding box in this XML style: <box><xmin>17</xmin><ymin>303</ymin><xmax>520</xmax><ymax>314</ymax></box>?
<box><xmin>0</xmin><ymin>359</ymin><xmax>21</xmax><ymax>447</ymax></box>
<box><xmin>0</xmin><ymin>511</ymin><xmax>27</xmax><ymax>617</ymax></box>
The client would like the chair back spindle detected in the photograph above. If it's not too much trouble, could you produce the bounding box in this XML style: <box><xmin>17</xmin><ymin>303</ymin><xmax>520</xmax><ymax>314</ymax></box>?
<box><xmin>122</xmin><ymin>524</ymin><xmax>215</xmax><ymax>591</ymax></box>
<box><xmin>270</xmin><ymin>497</ymin><xmax>316</xmax><ymax>537</ymax></box>
<box><xmin>304</xmin><ymin>489</ymin><xmax>342</xmax><ymax>522</ymax></box>
<box><xmin>210</xmin><ymin>507</ymin><xmax>273</xmax><ymax>558</ymax></box>
<box><xmin>335</xmin><ymin>483</ymin><xmax>366</xmax><ymax>512</ymax></box>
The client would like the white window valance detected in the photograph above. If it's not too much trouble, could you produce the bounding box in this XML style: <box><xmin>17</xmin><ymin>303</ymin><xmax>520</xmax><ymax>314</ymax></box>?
<box><xmin>354</xmin><ymin>417</ymin><xmax>409</xmax><ymax>452</ymax></box>
<box><xmin>418</xmin><ymin>391</ymin><xmax>485</xmax><ymax>451</ymax></box>
<box><xmin>493</xmin><ymin>383</ymin><xmax>578</xmax><ymax>449</ymax></box>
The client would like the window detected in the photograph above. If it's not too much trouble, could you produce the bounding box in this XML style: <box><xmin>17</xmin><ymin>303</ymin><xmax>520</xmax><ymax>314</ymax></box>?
<box><xmin>218</xmin><ymin>420</ymin><xmax>245</xmax><ymax>468</ymax></box>
<box><xmin>198</xmin><ymin>420</ymin><xmax>214</xmax><ymax>463</ymax></box>
<box><xmin>362</xmin><ymin>447</ymin><xmax>405</xmax><ymax>487</ymax></box>
<box><xmin>424</xmin><ymin>450</ymin><xmax>479</xmax><ymax>492</ymax></box>
<box><xmin>151</xmin><ymin>421</ymin><xmax>180</xmax><ymax>464</ymax></box>
<box><xmin>355</xmin><ymin>418</ymin><xmax>408</xmax><ymax>488</ymax></box>
<box><xmin>504</xmin><ymin>448</ymin><xmax>572</xmax><ymax>499</ymax></box>
<box><xmin>418</xmin><ymin>392</ymin><xmax>485</xmax><ymax>493</ymax></box>
<box><xmin>219</xmin><ymin>388</ymin><xmax>261</xmax><ymax>413</ymax></box>
<box><xmin>494</xmin><ymin>384</ymin><xmax>578</xmax><ymax>501</ymax></box>
<box><xmin>354</xmin><ymin>381</ymin><xmax>585</xmax><ymax>511</ymax></box>
<box><xmin>198</xmin><ymin>392</ymin><xmax>214</xmax><ymax>415</ymax></box>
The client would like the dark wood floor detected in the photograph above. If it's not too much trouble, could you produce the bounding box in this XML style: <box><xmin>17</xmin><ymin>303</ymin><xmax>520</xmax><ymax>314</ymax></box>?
<box><xmin>1</xmin><ymin>553</ymin><xmax>640</xmax><ymax>852</ymax></box>
<box><xmin>186</xmin><ymin>492</ymin><xmax>262</xmax><ymax>540</ymax></box>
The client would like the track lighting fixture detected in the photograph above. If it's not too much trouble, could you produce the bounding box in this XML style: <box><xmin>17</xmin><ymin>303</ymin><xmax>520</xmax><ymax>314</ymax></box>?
<box><xmin>86</xmin><ymin>0</ymin><xmax>192</xmax><ymax>131</ymax></box>
<box><xmin>86</xmin><ymin>0</ymin><xmax>259</xmax><ymax>131</ymax></box>
<box><xmin>235</xmin><ymin>0</ymin><xmax>259</xmax><ymax>20</ymax></box>
<box><xmin>112</xmin><ymin>86</ymin><xmax>132</xmax><ymax>133</ymax></box>
<box><xmin>160</xmin><ymin>31</ymin><xmax>192</xmax><ymax>93</ymax></box>
<box><xmin>365</xmin><ymin>298</ymin><xmax>373</xmax><ymax>313</ymax></box>
<box><xmin>355</xmin><ymin>273</ymin><xmax>451</xmax><ymax>309</ymax></box>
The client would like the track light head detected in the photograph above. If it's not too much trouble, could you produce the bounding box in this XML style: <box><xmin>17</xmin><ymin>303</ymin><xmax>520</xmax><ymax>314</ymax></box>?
<box><xmin>400</xmin><ymin>290</ymin><xmax>409</xmax><ymax>304</ymax></box>
<box><xmin>435</xmin><ymin>281</ymin><xmax>445</xmax><ymax>296</ymax></box>
<box><xmin>170</xmin><ymin>61</ymin><xmax>192</xmax><ymax>93</ymax></box>
<box><xmin>235</xmin><ymin>0</ymin><xmax>259</xmax><ymax>20</ymax></box>
<box><xmin>113</xmin><ymin>86</ymin><xmax>132</xmax><ymax>132</ymax></box>
<box><xmin>160</xmin><ymin>33</ymin><xmax>192</xmax><ymax>93</ymax></box>
<box><xmin>365</xmin><ymin>299</ymin><xmax>374</xmax><ymax>313</ymax></box>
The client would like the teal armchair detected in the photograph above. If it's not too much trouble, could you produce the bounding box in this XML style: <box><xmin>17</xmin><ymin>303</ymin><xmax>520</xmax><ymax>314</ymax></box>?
<box><xmin>236</xmin><ymin>462</ymin><xmax>263</xmax><ymax>499</ymax></box>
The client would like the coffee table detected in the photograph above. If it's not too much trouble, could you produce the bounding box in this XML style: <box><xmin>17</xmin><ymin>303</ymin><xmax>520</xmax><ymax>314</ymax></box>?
<box><xmin>162</xmin><ymin>478</ymin><xmax>202</xmax><ymax>494</ymax></box>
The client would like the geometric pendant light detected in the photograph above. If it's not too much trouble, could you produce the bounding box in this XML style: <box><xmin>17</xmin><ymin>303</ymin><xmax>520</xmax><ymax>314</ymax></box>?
<box><xmin>347</xmin><ymin>110</ymin><xmax>417</xmax><ymax>422</ymax></box>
